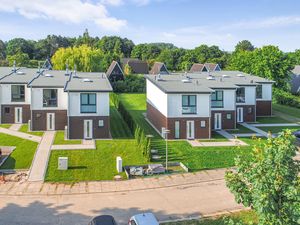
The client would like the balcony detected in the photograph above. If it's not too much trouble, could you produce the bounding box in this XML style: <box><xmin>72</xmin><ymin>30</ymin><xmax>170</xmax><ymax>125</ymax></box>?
<box><xmin>182</xmin><ymin>106</ymin><xmax>196</xmax><ymax>114</ymax></box>
<box><xmin>211</xmin><ymin>101</ymin><xmax>223</xmax><ymax>108</ymax></box>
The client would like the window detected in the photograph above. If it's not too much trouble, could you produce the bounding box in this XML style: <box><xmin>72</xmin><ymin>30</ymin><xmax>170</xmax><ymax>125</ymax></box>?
<box><xmin>4</xmin><ymin>107</ymin><xmax>10</xmax><ymax>114</ymax></box>
<box><xmin>256</xmin><ymin>85</ymin><xmax>262</xmax><ymax>99</ymax></box>
<box><xmin>175</xmin><ymin>121</ymin><xmax>180</xmax><ymax>139</ymax></box>
<box><xmin>98</xmin><ymin>120</ymin><xmax>104</xmax><ymax>127</ymax></box>
<box><xmin>43</xmin><ymin>89</ymin><xmax>57</xmax><ymax>107</ymax></box>
<box><xmin>211</xmin><ymin>90</ymin><xmax>223</xmax><ymax>108</ymax></box>
<box><xmin>248</xmin><ymin>107</ymin><xmax>253</xmax><ymax>114</ymax></box>
<box><xmin>182</xmin><ymin>95</ymin><xmax>196</xmax><ymax>114</ymax></box>
<box><xmin>11</xmin><ymin>85</ymin><xmax>25</xmax><ymax>102</ymax></box>
<box><xmin>236</xmin><ymin>87</ymin><xmax>245</xmax><ymax>103</ymax></box>
<box><xmin>226</xmin><ymin>113</ymin><xmax>232</xmax><ymax>120</ymax></box>
<box><xmin>200</xmin><ymin>121</ymin><xmax>206</xmax><ymax>128</ymax></box>
<box><xmin>81</xmin><ymin>93</ymin><xmax>96</xmax><ymax>113</ymax></box>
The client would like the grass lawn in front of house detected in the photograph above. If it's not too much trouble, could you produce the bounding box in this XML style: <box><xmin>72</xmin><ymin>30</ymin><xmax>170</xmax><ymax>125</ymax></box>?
<box><xmin>165</xmin><ymin>210</ymin><xmax>257</xmax><ymax>225</ymax></box>
<box><xmin>0</xmin><ymin>124</ymin><xmax>12</xmax><ymax>129</ymax></box>
<box><xmin>256</xmin><ymin>116</ymin><xmax>290</xmax><ymax>124</ymax></box>
<box><xmin>229</xmin><ymin>124</ymin><xmax>254</xmax><ymax>134</ymax></box>
<box><xmin>259</xmin><ymin>126</ymin><xmax>300</xmax><ymax>134</ymax></box>
<box><xmin>110</xmin><ymin>106</ymin><xmax>132</xmax><ymax>138</ymax></box>
<box><xmin>19</xmin><ymin>124</ymin><xmax>44</xmax><ymax>137</ymax></box>
<box><xmin>45</xmin><ymin>139</ymin><xmax>148</xmax><ymax>182</ymax></box>
<box><xmin>0</xmin><ymin>133</ymin><xmax>38</xmax><ymax>169</ymax></box>
<box><xmin>272</xmin><ymin>103</ymin><xmax>300</xmax><ymax>119</ymax></box>
<box><xmin>53</xmin><ymin>131</ymin><xmax>82</xmax><ymax>145</ymax></box>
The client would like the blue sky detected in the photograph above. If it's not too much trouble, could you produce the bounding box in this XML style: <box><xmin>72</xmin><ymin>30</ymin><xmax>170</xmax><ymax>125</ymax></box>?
<box><xmin>1</xmin><ymin>0</ymin><xmax>300</xmax><ymax>51</ymax></box>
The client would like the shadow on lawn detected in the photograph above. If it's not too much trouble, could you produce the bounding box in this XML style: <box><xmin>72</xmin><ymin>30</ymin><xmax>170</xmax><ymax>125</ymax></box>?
<box><xmin>68</xmin><ymin>166</ymin><xmax>87</xmax><ymax>170</ymax></box>
<box><xmin>0</xmin><ymin>155</ymin><xmax>16</xmax><ymax>169</ymax></box>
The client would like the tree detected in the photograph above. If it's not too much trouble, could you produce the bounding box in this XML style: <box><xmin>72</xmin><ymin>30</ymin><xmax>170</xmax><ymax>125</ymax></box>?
<box><xmin>124</xmin><ymin>64</ymin><xmax>133</xmax><ymax>75</ymax></box>
<box><xmin>225</xmin><ymin>131</ymin><xmax>300</xmax><ymax>225</ymax></box>
<box><xmin>6</xmin><ymin>38</ymin><xmax>35</xmax><ymax>59</ymax></box>
<box><xmin>96</xmin><ymin>36</ymin><xmax>134</xmax><ymax>57</ymax></box>
<box><xmin>235</xmin><ymin>40</ymin><xmax>255</xmax><ymax>52</ymax></box>
<box><xmin>0</xmin><ymin>39</ymin><xmax>5</xmax><ymax>60</ymax></box>
<box><xmin>7</xmin><ymin>52</ymin><xmax>30</xmax><ymax>66</ymax></box>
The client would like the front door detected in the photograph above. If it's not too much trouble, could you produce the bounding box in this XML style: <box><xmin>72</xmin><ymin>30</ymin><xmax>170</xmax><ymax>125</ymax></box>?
<box><xmin>84</xmin><ymin>120</ymin><xmax>93</xmax><ymax>139</ymax></box>
<box><xmin>214</xmin><ymin>113</ymin><xmax>222</xmax><ymax>130</ymax></box>
<box><xmin>15</xmin><ymin>107</ymin><xmax>22</xmax><ymax>124</ymax></box>
<box><xmin>47</xmin><ymin>113</ymin><xmax>55</xmax><ymax>130</ymax></box>
<box><xmin>237</xmin><ymin>107</ymin><xmax>244</xmax><ymax>123</ymax></box>
<box><xmin>186</xmin><ymin>120</ymin><xmax>195</xmax><ymax>139</ymax></box>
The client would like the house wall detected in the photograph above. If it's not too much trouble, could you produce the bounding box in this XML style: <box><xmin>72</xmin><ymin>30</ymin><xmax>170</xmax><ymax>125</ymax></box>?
<box><xmin>236</xmin><ymin>86</ymin><xmax>256</xmax><ymax>106</ymax></box>
<box><xmin>1</xmin><ymin>104</ymin><xmax>30</xmax><ymax>123</ymax></box>
<box><xmin>256</xmin><ymin>83</ymin><xmax>272</xmax><ymax>116</ymax></box>
<box><xmin>31</xmin><ymin>88</ymin><xmax>68</xmax><ymax>110</ymax></box>
<box><xmin>31</xmin><ymin>110</ymin><xmax>67</xmax><ymax>131</ymax></box>
<box><xmin>0</xmin><ymin>84</ymin><xmax>31</xmax><ymax>104</ymax></box>
<box><xmin>261</xmin><ymin>84</ymin><xmax>272</xmax><ymax>100</ymax></box>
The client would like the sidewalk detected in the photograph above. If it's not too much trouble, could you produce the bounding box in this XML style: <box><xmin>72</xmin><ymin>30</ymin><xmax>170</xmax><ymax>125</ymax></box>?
<box><xmin>28</xmin><ymin>131</ymin><xmax>55</xmax><ymax>182</ymax></box>
<box><xmin>9</xmin><ymin>124</ymin><xmax>22</xmax><ymax>131</ymax></box>
<box><xmin>0</xmin><ymin>127</ymin><xmax>41</xmax><ymax>142</ymax></box>
<box><xmin>253</xmin><ymin>123</ymin><xmax>299</xmax><ymax>127</ymax></box>
<box><xmin>239</xmin><ymin>123</ymin><xmax>274</xmax><ymax>138</ymax></box>
<box><xmin>51</xmin><ymin>140</ymin><xmax>96</xmax><ymax>150</ymax></box>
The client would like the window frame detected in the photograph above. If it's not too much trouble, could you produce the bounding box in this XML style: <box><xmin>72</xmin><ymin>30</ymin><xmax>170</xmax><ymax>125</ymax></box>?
<box><xmin>256</xmin><ymin>84</ymin><xmax>263</xmax><ymax>99</ymax></box>
<box><xmin>43</xmin><ymin>89</ymin><xmax>58</xmax><ymax>107</ymax></box>
<box><xmin>182</xmin><ymin>95</ymin><xmax>197</xmax><ymax>114</ymax></box>
<box><xmin>80</xmin><ymin>93</ymin><xmax>97</xmax><ymax>113</ymax></box>
<box><xmin>236</xmin><ymin>87</ymin><xmax>246</xmax><ymax>103</ymax></box>
<box><xmin>211</xmin><ymin>90</ymin><xmax>224</xmax><ymax>108</ymax></box>
<box><xmin>11</xmin><ymin>85</ymin><xmax>25</xmax><ymax>102</ymax></box>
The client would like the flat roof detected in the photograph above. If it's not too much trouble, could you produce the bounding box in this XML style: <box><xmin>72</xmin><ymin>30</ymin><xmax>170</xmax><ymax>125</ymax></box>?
<box><xmin>0</xmin><ymin>67</ymin><xmax>16</xmax><ymax>79</ymax></box>
<box><xmin>0</xmin><ymin>67</ymin><xmax>40</xmax><ymax>84</ymax></box>
<box><xmin>64</xmin><ymin>72</ymin><xmax>113</xmax><ymax>92</ymax></box>
<box><xmin>28</xmin><ymin>70</ymin><xmax>68</xmax><ymax>88</ymax></box>
<box><xmin>145</xmin><ymin>71</ymin><xmax>274</xmax><ymax>93</ymax></box>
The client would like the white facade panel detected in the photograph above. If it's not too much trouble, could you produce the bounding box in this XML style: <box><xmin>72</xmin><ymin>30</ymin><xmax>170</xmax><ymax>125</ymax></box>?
<box><xmin>31</xmin><ymin>88</ymin><xmax>68</xmax><ymax>110</ymax></box>
<box><xmin>212</xmin><ymin>89</ymin><xmax>235</xmax><ymax>111</ymax></box>
<box><xmin>146</xmin><ymin>80</ymin><xmax>168</xmax><ymax>116</ymax></box>
<box><xmin>262</xmin><ymin>84</ymin><xmax>272</xmax><ymax>100</ymax></box>
<box><xmin>0</xmin><ymin>84</ymin><xmax>31</xmax><ymax>104</ymax></box>
<box><xmin>68</xmin><ymin>92</ymin><xmax>110</xmax><ymax>117</ymax></box>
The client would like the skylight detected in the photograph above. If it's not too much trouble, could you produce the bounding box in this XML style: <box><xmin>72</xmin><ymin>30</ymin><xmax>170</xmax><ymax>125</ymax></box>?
<box><xmin>45</xmin><ymin>74</ymin><xmax>53</xmax><ymax>77</ymax></box>
<box><xmin>16</xmin><ymin>71</ymin><xmax>25</xmax><ymax>75</ymax></box>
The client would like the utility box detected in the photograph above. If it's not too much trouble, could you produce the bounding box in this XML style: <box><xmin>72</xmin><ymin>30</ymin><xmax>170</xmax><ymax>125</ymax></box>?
<box><xmin>58</xmin><ymin>157</ymin><xmax>68</xmax><ymax>170</ymax></box>
<box><xmin>116</xmin><ymin>156</ymin><xmax>122</xmax><ymax>173</ymax></box>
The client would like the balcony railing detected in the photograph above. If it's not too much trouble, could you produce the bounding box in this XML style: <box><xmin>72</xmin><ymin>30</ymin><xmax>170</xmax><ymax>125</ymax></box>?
<box><xmin>211</xmin><ymin>101</ymin><xmax>223</xmax><ymax>108</ymax></box>
<box><xmin>236</xmin><ymin>96</ymin><xmax>245</xmax><ymax>103</ymax></box>
<box><xmin>182</xmin><ymin>106</ymin><xmax>196</xmax><ymax>114</ymax></box>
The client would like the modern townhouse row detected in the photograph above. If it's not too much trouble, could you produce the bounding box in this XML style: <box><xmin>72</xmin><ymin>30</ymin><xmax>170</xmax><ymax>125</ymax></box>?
<box><xmin>145</xmin><ymin>71</ymin><xmax>274</xmax><ymax>139</ymax></box>
<box><xmin>0</xmin><ymin>67</ymin><xmax>112</xmax><ymax>140</ymax></box>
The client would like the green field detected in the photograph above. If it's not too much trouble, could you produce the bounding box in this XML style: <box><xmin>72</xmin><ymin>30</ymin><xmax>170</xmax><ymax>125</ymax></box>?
<box><xmin>199</xmin><ymin>131</ymin><xmax>229</xmax><ymax>142</ymax></box>
<box><xmin>259</xmin><ymin>126</ymin><xmax>300</xmax><ymax>134</ymax></box>
<box><xmin>45</xmin><ymin>139</ymin><xmax>147</xmax><ymax>182</ymax></box>
<box><xmin>53</xmin><ymin>131</ymin><xmax>82</xmax><ymax>145</ymax></box>
<box><xmin>165</xmin><ymin>210</ymin><xmax>257</xmax><ymax>225</ymax></box>
<box><xmin>0</xmin><ymin>124</ymin><xmax>11</xmax><ymax>129</ymax></box>
<box><xmin>272</xmin><ymin>103</ymin><xmax>300</xmax><ymax>119</ymax></box>
<box><xmin>256</xmin><ymin>116</ymin><xmax>290</xmax><ymax>124</ymax></box>
<box><xmin>0</xmin><ymin>133</ymin><xmax>38</xmax><ymax>169</ymax></box>
<box><xmin>19</xmin><ymin>124</ymin><xmax>44</xmax><ymax>137</ymax></box>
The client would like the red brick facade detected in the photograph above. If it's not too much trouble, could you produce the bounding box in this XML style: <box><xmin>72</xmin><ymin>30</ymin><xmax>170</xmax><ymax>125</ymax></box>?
<box><xmin>1</xmin><ymin>104</ymin><xmax>30</xmax><ymax>124</ymax></box>
<box><xmin>236</xmin><ymin>105</ymin><xmax>256</xmax><ymax>122</ymax></box>
<box><xmin>31</xmin><ymin>110</ymin><xmax>67</xmax><ymax>131</ymax></box>
<box><xmin>256</xmin><ymin>100</ymin><xmax>272</xmax><ymax>116</ymax></box>
<box><xmin>211</xmin><ymin>110</ymin><xmax>236</xmax><ymax>130</ymax></box>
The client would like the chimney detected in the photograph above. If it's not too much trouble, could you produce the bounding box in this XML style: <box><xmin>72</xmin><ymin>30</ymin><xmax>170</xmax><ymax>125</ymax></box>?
<box><xmin>73</xmin><ymin>64</ymin><xmax>77</xmax><ymax>77</ymax></box>
<box><xmin>65</xmin><ymin>64</ymin><xmax>69</xmax><ymax>76</ymax></box>
<box><xmin>13</xmin><ymin>60</ymin><xmax>16</xmax><ymax>73</ymax></box>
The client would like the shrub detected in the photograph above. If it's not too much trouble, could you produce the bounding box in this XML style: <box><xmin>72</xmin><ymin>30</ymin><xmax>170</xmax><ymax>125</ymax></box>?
<box><xmin>273</xmin><ymin>88</ymin><xmax>300</xmax><ymax>108</ymax></box>
<box><xmin>112</xmin><ymin>75</ymin><xmax>145</xmax><ymax>93</ymax></box>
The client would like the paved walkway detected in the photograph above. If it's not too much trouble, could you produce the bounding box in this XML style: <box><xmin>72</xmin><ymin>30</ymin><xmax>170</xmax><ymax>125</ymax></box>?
<box><xmin>253</xmin><ymin>123</ymin><xmax>300</xmax><ymax>127</ymax></box>
<box><xmin>51</xmin><ymin>140</ymin><xmax>95</xmax><ymax>150</ymax></box>
<box><xmin>9</xmin><ymin>124</ymin><xmax>22</xmax><ymax>131</ymax></box>
<box><xmin>239</xmin><ymin>123</ymin><xmax>274</xmax><ymax>138</ymax></box>
<box><xmin>28</xmin><ymin>131</ymin><xmax>55</xmax><ymax>182</ymax></box>
<box><xmin>233</xmin><ymin>133</ymin><xmax>264</xmax><ymax>137</ymax></box>
<box><xmin>0</xmin><ymin>127</ymin><xmax>41</xmax><ymax>142</ymax></box>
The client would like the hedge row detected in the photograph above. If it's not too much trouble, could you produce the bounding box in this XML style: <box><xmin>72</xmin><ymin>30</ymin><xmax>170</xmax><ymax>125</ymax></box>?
<box><xmin>273</xmin><ymin>88</ymin><xmax>300</xmax><ymax>108</ymax></box>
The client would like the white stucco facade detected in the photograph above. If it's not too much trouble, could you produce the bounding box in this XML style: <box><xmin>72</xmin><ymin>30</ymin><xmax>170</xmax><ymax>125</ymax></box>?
<box><xmin>0</xmin><ymin>84</ymin><xmax>31</xmax><ymax>104</ymax></box>
<box><xmin>31</xmin><ymin>88</ymin><xmax>68</xmax><ymax>110</ymax></box>
<box><xmin>261</xmin><ymin>83</ymin><xmax>272</xmax><ymax>101</ymax></box>
<box><xmin>68</xmin><ymin>92</ymin><xmax>110</xmax><ymax>117</ymax></box>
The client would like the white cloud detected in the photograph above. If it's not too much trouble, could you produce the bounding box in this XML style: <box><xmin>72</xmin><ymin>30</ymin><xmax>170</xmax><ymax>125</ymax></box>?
<box><xmin>101</xmin><ymin>0</ymin><xmax>124</xmax><ymax>6</ymax></box>
<box><xmin>0</xmin><ymin>0</ymin><xmax>127</xmax><ymax>31</ymax></box>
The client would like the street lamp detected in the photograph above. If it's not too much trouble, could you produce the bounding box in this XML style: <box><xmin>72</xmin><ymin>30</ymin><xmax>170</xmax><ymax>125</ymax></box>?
<box><xmin>162</xmin><ymin>128</ymin><xmax>170</xmax><ymax>172</ymax></box>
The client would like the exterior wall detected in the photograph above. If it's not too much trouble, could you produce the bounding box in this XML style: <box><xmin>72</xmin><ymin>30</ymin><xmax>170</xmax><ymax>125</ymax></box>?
<box><xmin>236</xmin><ymin>105</ymin><xmax>256</xmax><ymax>122</ymax></box>
<box><xmin>256</xmin><ymin>101</ymin><xmax>272</xmax><ymax>116</ymax></box>
<box><xmin>146</xmin><ymin>80</ymin><xmax>168</xmax><ymax>117</ymax></box>
<box><xmin>68</xmin><ymin>92</ymin><xmax>109</xmax><ymax>117</ymax></box>
<box><xmin>0</xmin><ymin>84</ymin><xmax>31</xmax><ymax>104</ymax></box>
<box><xmin>211</xmin><ymin>110</ymin><xmax>236</xmax><ymax>130</ymax></box>
<box><xmin>236</xmin><ymin>86</ymin><xmax>256</xmax><ymax>106</ymax></box>
<box><xmin>68</xmin><ymin>116</ymin><xmax>110</xmax><ymax>139</ymax></box>
<box><xmin>31</xmin><ymin>88</ymin><xmax>67</xmax><ymax>110</ymax></box>
<box><xmin>31</xmin><ymin>110</ymin><xmax>67</xmax><ymax>131</ymax></box>
<box><xmin>147</xmin><ymin>102</ymin><xmax>210</xmax><ymax>139</ymax></box>
<box><xmin>261</xmin><ymin>84</ymin><xmax>272</xmax><ymax>100</ymax></box>
<box><xmin>1</xmin><ymin>104</ymin><xmax>30</xmax><ymax>123</ymax></box>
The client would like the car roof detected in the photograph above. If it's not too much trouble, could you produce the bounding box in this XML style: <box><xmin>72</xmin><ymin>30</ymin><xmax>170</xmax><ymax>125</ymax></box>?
<box><xmin>89</xmin><ymin>215</ymin><xmax>117</xmax><ymax>225</ymax></box>
<box><xmin>133</xmin><ymin>213</ymin><xmax>159</xmax><ymax>225</ymax></box>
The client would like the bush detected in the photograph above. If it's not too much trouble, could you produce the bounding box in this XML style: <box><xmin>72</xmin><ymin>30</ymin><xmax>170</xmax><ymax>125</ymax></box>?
<box><xmin>112</xmin><ymin>75</ymin><xmax>145</xmax><ymax>93</ymax></box>
<box><xmin>273</xmin><ymin>88</ymin><xmax>300</xmax><ymax>108</ymax></box>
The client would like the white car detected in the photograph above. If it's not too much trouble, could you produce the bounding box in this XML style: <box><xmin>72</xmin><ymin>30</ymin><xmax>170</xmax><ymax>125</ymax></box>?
<box><xmin>128</xmin><ymin>213</ymin><xmax>159</xmax><ymax>225</ymax></box>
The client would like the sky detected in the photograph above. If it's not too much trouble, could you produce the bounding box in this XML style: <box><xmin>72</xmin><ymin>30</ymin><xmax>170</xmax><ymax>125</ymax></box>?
<box><xmin>1</xmin><ymin>0</ymin><xmax>300</xmax><ymax>51</ymax></box>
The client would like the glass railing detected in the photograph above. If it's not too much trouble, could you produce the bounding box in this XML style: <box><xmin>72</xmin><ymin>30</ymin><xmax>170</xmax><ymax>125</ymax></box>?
<box><xmin>182</xmin><ymin>106</ymin><xmax>197</xmax><ymax>114</ymax></box>
<box><xmin>81</xmin><ymin>105</ymin><xmax>96</xmax><ymax>113</ymax></box>
<box><xmin>236</xmin><ymin>96</ymin><xmax>245</xmax><ymax>103</ymax></box>
<box><xmin>211</xmin><ymin>101</ymin><xmax>224</xmax><ymax>108</ymax></box>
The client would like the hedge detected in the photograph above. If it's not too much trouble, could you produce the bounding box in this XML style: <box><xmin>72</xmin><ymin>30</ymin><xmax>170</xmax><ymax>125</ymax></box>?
<box><xmin>273</xmin><ymin>88</ymin><xmax>300</xmax><ymax>108</ymax></box>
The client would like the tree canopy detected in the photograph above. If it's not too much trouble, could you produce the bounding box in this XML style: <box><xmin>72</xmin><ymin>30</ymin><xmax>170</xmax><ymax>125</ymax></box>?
<box><xmin>235</xmin><ymin>40</ymin><xmax>255</xmax><ymax>52</ymax></box>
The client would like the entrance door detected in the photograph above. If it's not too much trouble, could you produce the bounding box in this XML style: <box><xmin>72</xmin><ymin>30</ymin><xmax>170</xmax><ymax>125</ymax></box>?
<box><xmin>214</xmin><ymin>113</ymin><xmax>222</xmax><ymax>130</ymax></box>
<box><xmin>186</xmin><ymin>120</ymin><xmax>195</xmax><ymax>139</ymax></box>
<box><xmin>84</xmin><ymin>120</ymin><xmax>93</xmax><ymax>139</ymax></box>
<box><xmin>47</xmin><ymin>113</ymin><xmax>55</xmax><ymax>131</ymax></box>
<box><xmin>14</xmin><ymin>107</ymin><xmax>22</xmax><ymax>124</ymax></box>
<box><xmin>237</xmin><ymin>107</ymin><xmax>244</xmax><ymax>123</ymax></box>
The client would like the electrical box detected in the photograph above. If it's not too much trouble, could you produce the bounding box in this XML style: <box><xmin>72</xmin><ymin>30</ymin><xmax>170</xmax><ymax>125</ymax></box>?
<box><xmin>58</xmin><ymin>157</ymin><xmax>68</xmax><ymax>170</ymax></box>
<box><xmin>116</xmin><ymin>156</ymin><xmax>122</xmax><ymax>173</ymax></box>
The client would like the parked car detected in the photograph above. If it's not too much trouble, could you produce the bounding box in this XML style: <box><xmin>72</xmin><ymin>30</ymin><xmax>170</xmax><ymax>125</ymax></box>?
<box><xmin>128</xmin><ymin>213</ymin><xmax>159</xmax><ymax>225</ymax></box>
<box><xmin>88</xmin><ymin>215</ymin><xmax>117</xmax><ymax>225</ymax></box>
<box><xmin>293</xmin><ymin>130</ymin><xmax>300</xmax><ymax>142</ymax></box>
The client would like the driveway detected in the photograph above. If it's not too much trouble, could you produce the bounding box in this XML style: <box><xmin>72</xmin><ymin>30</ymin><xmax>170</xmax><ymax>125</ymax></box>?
<box><xmin>0</xmin><ymin>177</ymin><xmax>243</xmax><ymax>225</ymax></box>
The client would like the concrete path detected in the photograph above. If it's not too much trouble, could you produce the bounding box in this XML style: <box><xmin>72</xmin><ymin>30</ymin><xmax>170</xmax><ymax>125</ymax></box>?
<box><xmin>9</xmin><ymin>124</ymin><xmax>22</xmax><ymax>131</ymax></box>
<box><xmin>0</xmin><ymin>169</ymin><xmax>244</xmax><ymax>225</ymax></box>
<box><xmin>239</xmin><ymin>123</ymin><xmax>274</xmax><ymax>138</ymax></box>
<box><xmin>28</xmin><ymin>131</ymin><xmax>55</xmax><ymax>182</ymax></box>
<box><xmin>0</xmin><ymin>127</ymin><xmax>41</xmax><ymax>143</ymax></box>
<box><xmin>253</xmin><ymin>123</ymin><xmax>300</xmax><ymax>127</ymax></box>
<box><xmin>51</xmin><ymin>140</ymin><xmax>95</xmax><ymax>150</ymax></box>
<box><xmin>233</xmin><ymin>133</ymin><xmax>264</xmax><ymax>137</ymax></box>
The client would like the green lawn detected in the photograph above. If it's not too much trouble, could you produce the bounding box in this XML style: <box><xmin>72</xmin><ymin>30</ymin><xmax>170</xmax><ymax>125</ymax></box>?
<box><xmin>45</xmin><ymin>139</ymin><xmax>148</xmax><ymax>182</ymax></box>
<box><xmin>259</xmin><ymin>126</ymin><xmax>300</xmax><ymax>134</ymax></box>
<box><xmin>229</xmin><ymin>124</ymin><xmax>254</xmax><ymax>134</ymax></box>
<box><xmin>19</xmin><ymin>124</ymin><xmax>44</xmax><ymax>137</ymax></box>
<box><xmin>199</xmin><ymin>131</ymin><xmax>229</xmax><ymax>142</ymax></box>
<box><xmin>110</xmin><ymin>106</ymin><xmax>132</xmax><ymax>138</ymax></box>
<box><xmin>0</xmin><ymin>133</ymin><xmax>38</xmax><ymax>169</ymax></box>
<box><xmin>165</xmin><ymin>210</ymin><xmax>257</xmax><ymax>225</ymax></box>
<box><xmin>0</xmin><ymin>124</ymin><xmax>11</xmax><ymax>129</ymax></box>
<box><xmin>256</xmin><ymin>116</ymin><xmax>290</xmax><ymax>124</ymax></box>
<box><xmin>272</xmin><ymin>103</ymin><xmax>300</xmax><ymax>119</ymax></box>
<box><xmin>53</xmin><ymin>131</ymin><xmax>82</xmax><ymax>145</ymax></box>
